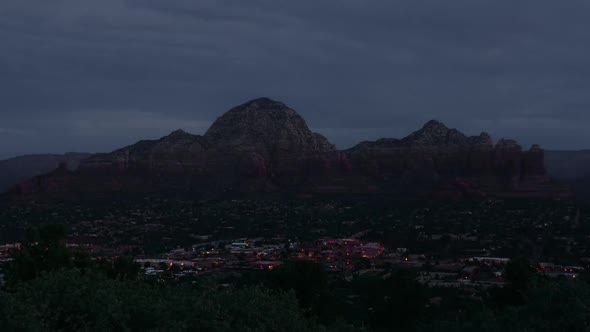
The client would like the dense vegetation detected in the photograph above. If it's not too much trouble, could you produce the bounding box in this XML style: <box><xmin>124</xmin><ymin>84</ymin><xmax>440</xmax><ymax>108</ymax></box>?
<box><xmin>1</xmin><ymin>224</ymin><xmax>590</xmax><ymax>331</ymax></box>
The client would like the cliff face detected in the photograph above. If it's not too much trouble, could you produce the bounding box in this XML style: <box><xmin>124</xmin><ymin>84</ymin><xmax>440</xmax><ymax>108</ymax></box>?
<box><xmin>58</xmin><ymin>98</ymin><xmax>337</xmax><ymax>194</ymax></box>
<box><xmin>335</xmin><ymin>121</ymin><xmax>559</xmax><ymax>198</ymax></box>
<box><xmin>347</xmin><ymin>121</ymin><xmax>498</xmax><ymax>179</ymax></box>
<box><xmin>80</xmin><ymin>130</ymin><xmax>211</xmax><ymax>175</ymax></box>
<box><xmin>11</xmin><ymin>98</ymin><xmax>568</xmax><ymax>200</ymax></box>
<box><xmin>0</xmin><ymin>153</ymin><xmax>91</xmax><ymax>194</ymax></box>
<box><xmin>204</xmin><ymin>98</ymin><xmax>334</xmax><ymax>157</ymax></box>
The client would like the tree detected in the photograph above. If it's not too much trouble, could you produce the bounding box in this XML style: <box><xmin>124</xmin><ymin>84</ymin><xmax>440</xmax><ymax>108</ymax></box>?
<box><xmin>6</xmin><ymin>224</ymin><xmax>72</xmax><ymax>285</ymax></box>
<box><xmin>269</xmin><ymin>260</ymin><xmax>328</xmax><ymax>309</ymax></box>
<box><xmin>0</xmin><ymin>269</ymin><xmax>344</xmax><ymax>331</ymax></box>
<box><xmin>355</xmin><ymin>257</ymin><xmax>372</xmax><ymax>271</ymax></box>
<box><xmin>368</xmin><ymin>269</ymin><xmax>427</xmax><ymax>331</ymax></box>
<box><xmin>502</xmin><ymin>279</ymin><xmax>590</xmax><ymax>331</ymax></box>
<box><xmin>420</xmin><ymin>279</ymin><xmax>590</xmax><ymax>332</ymax></box>
<box><xmin>103</xmin><ymin>256</ymin><xmax>141</xmax><ymax>281</ymax></box>
<box><xmin>504</xmin><ymin>257</ymin><xmax>535</xmax><ymax>290</ymax></box>
<box><xmin>488</xmin><ymin>257</ymin><xmax>537</xmax><ymax>308</ymax></box>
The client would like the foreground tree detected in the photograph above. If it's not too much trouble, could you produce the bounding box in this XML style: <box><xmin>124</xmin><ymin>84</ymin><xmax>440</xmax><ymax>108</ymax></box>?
<box><xmin>269</xmin><ymin>260</ymin><xmax>328</xmax><ymax>310</ymax></box>
<box><xmin>420</xmin><ymin>278</ymin><xmax>590</xmax><ymax>332</ymax></box>
<box><xmin>368</xmin><ymin>269</ymin><xmax>427</xmax><ymax>331</ymax></box>
<box><xmin>504</xmin><ymin>257</ymin><xmax>536</xmax><ymax>290</ymax></box>
<box><xmin>0</xmin><ymin>269</ymin><xmax>342</xmax><ymax>332</ymax></box>
<box><xmin>6</xmin><ymin>224</ymin><xmax>72</xmax><ymax>285</ymax></box>
<box><xmin>490</xmin><ymin>257</ymin><xmax>538</xmax><ymax>307</ymax></box>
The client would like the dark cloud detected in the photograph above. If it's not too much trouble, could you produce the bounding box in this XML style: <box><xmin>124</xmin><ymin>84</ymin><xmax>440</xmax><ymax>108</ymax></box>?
<box><xmin>1</xmin><ymin>0</ymin><xmax>590</xmax><ymax>158</ymax></box>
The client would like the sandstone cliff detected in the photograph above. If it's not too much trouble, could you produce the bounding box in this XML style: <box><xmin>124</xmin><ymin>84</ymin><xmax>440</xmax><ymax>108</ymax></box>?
<box><xmin>11</xmin><ymin>98</ymin><xmax>569</xmax><ymax>200</ymax></box>
<box><xmin>0</xmin><ymin>153</ymin><xmax>90</xmax><ymax>194</ymax></box>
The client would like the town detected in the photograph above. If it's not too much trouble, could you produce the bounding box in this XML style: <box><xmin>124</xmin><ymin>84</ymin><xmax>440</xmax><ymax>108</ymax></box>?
<box><xmin>1</xmin><ymin>196</ymin><xmax>588</xmax><ymax>289</ymax></box>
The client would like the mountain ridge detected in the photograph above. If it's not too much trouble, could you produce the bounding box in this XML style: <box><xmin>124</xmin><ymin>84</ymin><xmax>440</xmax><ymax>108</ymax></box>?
<box><xmin>9</xmin><ymin>98</ymin><xmax>570</xmax><ymax>200</ymax></box>
<box><xmin>0</xmin><ymin>153</ymin><xmax>91</xmax><ymax>194</ymax></box>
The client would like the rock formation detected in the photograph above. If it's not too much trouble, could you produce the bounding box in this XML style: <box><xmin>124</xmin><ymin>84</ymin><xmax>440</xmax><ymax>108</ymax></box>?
<box><xmin>10</xmin><ymin>98</ymin><xmax>570</xmax><ymax>200</ymax></box>
<box><xmin>0</xmin><ymin>153</ymin><xmax>90</xmax><ymax>194</ymax></box>
<box><xmin>204</xmin><ymin>98</ymin><xmax>334</xmax><ymax>156</ymax></box>
<box><xmin>340</xmin><ymin>120</ymin><xmax>563</xmax><ymax>198</ymax></box>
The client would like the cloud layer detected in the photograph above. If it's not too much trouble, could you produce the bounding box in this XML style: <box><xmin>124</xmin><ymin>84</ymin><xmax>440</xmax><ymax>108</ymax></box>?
<box><xmin>1</xmin><ymin>0</ymin><xmax>590</xmax><ymax>158</ymax></box>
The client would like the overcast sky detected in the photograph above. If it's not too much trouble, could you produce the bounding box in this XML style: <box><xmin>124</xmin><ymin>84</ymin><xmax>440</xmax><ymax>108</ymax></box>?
<box><xmin>1</xmin><ymin>0</ymin><xmax>590</xmax><ymax>159</ymax></box>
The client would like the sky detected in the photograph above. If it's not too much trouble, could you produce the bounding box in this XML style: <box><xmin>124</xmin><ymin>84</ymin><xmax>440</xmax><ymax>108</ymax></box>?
<box><xmin>1</xmin><ymin>0</ymin><xmax>590</xmax><ymax>159</ymax></box>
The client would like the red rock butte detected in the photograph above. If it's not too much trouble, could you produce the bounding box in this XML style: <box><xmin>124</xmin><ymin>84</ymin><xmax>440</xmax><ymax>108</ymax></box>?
<box><xmin>12</xmin><ymin>97</ymin><xmax>571</xmax><ymax>200</ymax></box>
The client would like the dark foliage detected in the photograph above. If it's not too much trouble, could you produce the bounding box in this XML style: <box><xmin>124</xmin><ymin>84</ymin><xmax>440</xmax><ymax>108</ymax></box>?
<box><xmin>0</xmin><ymin>269</ymin><xmax>332</xmax><ymax>332</ymax></box>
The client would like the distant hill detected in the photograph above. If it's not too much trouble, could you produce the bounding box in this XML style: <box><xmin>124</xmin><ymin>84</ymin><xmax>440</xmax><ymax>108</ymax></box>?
<box><xmin>0</xmin><ymin>153</ymin><xmax>91</xmax><ymax>193</ymax></box>
<box><xmin>546</xmin><ymin>150</ymin><xmax>590</xmax><ymax>199</ymax></box>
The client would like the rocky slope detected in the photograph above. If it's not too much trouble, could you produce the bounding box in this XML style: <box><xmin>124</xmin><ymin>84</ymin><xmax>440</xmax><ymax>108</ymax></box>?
<box><xmin>10</xmin><ymin>98</ymin><xmax>570</xmax><ymax>200</ymax></box>
<box><xmin>204</xmin><ymin>98</ymin><xmax>334</xmax><ymax>156</ymax></box>
<box><xmin>0</xmin><ymin>153</ymin><xmax>90</xmax><ymax>193</ymax></box>
<box><xmin>338</xmin><ymin>120</ymin><xmax>564</xmax><ymax>198</ymax></box>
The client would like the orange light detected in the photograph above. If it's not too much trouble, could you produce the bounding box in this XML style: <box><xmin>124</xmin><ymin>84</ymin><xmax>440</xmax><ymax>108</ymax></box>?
<box><xmin>268</xmin><ymin>265</ymin><xmax>274</xmax><ymax>270</ymax></box>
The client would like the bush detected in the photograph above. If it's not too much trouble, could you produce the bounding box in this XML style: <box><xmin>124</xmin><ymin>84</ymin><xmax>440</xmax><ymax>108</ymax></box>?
<box><xmin>0</xmin><ymin>269</ymin><xmax>339</xmax><ymax>332</ymax></box>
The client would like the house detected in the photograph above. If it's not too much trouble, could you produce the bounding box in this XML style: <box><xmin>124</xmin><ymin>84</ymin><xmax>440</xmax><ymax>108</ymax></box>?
<box><xmin>0</xmin><ymin>243</ymin><xmax>21</xmax><ymax>253</ymax></box>
<box><xmin>252</xmin><ymin>260</ymin><xmax>283</xmax><ymax>270</ymax></box>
